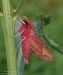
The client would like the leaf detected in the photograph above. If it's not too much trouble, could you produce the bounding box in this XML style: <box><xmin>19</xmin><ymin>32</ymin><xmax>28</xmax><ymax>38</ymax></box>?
<box><xmin>16</xmin><ymin>0</ymin><xmax>27</xmax><ymax>14</ymax></box>
<box><xmin>42</xmin><ymin>34</ymin><xmax>63</xmax><ymax>54</ymax></box>
<box><xmin>10</xmin><ymin>0</ymin><xmax>27</xmax><ymax>17</ymax></box>
<box><xmin>39</xmin><ymin>15</ymin><xmax>51</xmax><ymax>25</ymax></box>
<box><xmin>35</xmin><ymin>15</ymin><xmax>63</xmax><ymax>55</ymax></box>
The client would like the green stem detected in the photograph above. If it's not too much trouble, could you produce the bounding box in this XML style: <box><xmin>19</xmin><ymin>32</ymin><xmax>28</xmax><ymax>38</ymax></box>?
<box><xmin>0</xmin><ymin>11</ymin><xmax>3</xmax><ymax>17</ymax></box>
<box><xmin>11</xmin><ymin>0</ymin><xmax>27</xmax><ymax>17</ymax></box>
<box><xmin>2</xmin><ymin>0</ymin><xmax>17</xmax><ymax>75</ymax></box>
<box><xmin>16</xmin><ymin>0</ymin><xmax>27</xmax><ymax>14</ymax></box>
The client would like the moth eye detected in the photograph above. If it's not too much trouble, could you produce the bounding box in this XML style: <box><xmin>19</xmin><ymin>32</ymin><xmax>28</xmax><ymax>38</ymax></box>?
<box><xmin>25</xmin><ymin>21</ymin><xmax>28</xmax><ymax>25</ymax></box>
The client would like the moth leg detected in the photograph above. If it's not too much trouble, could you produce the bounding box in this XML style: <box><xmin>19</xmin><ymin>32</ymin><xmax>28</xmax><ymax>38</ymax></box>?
<box><xmin>16</xmin><ymin>37</ymin><xmax>26</xmax><ymax>59</ymax></box>
<box><xmin>17</xmin><ymin>37</ymin><xmax>26</xmax><ymax>50</ymax></box>
<box><xmin>16</xmin><ymin>37</ymin><xmax>26</xmax><ymax>57</ymax></box>
<box><xmin>9</xmin><ymin>29</ymin><xmax>25</xmax><ymax>38</ymax></box>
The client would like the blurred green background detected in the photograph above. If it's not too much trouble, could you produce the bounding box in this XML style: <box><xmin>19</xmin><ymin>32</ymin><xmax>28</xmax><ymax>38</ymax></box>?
<box><xmin>0</xmin><ymin>0</ymin><xmax>63</xmax><ymax>75</ymax></box>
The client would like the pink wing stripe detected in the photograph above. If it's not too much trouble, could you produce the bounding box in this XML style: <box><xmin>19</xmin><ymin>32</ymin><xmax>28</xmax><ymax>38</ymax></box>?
<box><xmin>31</xmin><ymin>32</ymin><xmax>53</xmax><ymax>61</ymax></box>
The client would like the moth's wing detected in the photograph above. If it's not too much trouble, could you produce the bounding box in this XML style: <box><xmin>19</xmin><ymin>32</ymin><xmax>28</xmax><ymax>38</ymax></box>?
<box><xmin>21</xmin><ymin>38</ymin><xmax>31</xmax><ymax>64</ymax></box>
<box><xmin>30</xmin><ymin>32</ymin><xmax>53</xmax><ymax>61</ymax></box>
<box><xmin>34</xmin><ymin>16</ymin><xmax>51</xmax><ymax>35</ymax></box>
<box><xmin>34</xmin><ymin>21</ymin><xmax>45</xmax><ymax>35</ymax></box>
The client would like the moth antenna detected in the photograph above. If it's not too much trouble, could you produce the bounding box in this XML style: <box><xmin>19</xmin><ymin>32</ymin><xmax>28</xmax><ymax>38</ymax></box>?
<box><xmin>21</xmin><ymin>20</ymin><xmax>25</xmax><ymax>25</ymax></box>
<box><xmin>17</xmin><ymin>17</ymin><xmax>25</xmax><ymax>25</ymax></box>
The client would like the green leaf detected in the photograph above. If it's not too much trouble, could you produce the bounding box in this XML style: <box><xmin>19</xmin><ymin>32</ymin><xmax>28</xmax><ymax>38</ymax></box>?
<box><xmin>35</xmin><ymin>15</ymin><xmax>63</xmax><ymax>55</ymax></box>
<box><xmin>16</xmin><ymin>0</ymin><xmax>27</xmax><ymax>13</ymax></box>
<box><xmin>39</xmin><ymin>15</ymin><xmax>51</xmax><ymax>25</ymax></box>
<box><xmin>42</xmin><ymin>34</ymin><xmax>63</xmax><ymax>54</ymax></box>
<box><xmin>11</xmin><ymin>0</ymin><xmax>27</xmax><ymax>17</ymax></box>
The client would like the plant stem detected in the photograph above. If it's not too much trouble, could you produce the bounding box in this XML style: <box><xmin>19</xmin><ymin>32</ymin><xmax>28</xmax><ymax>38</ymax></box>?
<box><xmin>16</xmin><ymin>0</ymin><xmax>27</xmax><ymax>14</ymax></box>
<box><xmin>11</xmin><ymin>0</ymin><xmax>27</xmax><ymax>17</ymax></box>
<box><xmin>2</xmin><ymin>0</ymin><xmax>17</xmax><ymax>75</ymax></box>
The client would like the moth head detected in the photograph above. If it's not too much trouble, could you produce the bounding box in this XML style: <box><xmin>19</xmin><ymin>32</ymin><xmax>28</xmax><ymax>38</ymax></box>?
<box><xmin>21</xmin><ymin>16</ymin><xmax>29</xmax><ymax>25</ymax></box>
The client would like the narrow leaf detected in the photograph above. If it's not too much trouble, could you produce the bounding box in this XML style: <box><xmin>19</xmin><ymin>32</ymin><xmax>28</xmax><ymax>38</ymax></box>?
<box><xmin>35</xmin><ymin>16</ymin><xmax>63</xmax><ymax>54</ymax></box>
<box><xmin>41</xmin><ymin>34</ymin><xmax>63</xmax><ymax>54</ymax></box>
<box><xmin>16</xmin><ymin>0</ymin><xmax>27</xmax><ymax>14</ymax></box>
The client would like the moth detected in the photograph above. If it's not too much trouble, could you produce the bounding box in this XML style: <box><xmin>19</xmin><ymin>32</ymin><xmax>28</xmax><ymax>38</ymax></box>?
<box><xmin>18</xmin><ymin>17</ymin><xmax>53</xmax><ymax>64</ymax></box>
